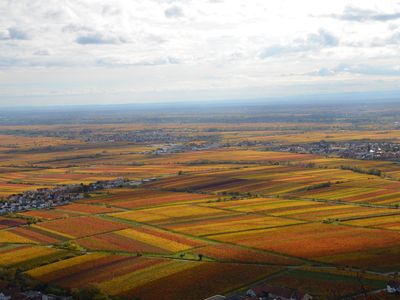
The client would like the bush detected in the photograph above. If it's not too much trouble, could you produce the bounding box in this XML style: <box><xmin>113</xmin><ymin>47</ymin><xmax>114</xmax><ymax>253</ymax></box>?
<box><xmin>72</xmin><ymin>286</ymin><xmax>110</xmax><ymax>300</ymax></box>
<box><xmin>340</xmin><ymin>165</ymin><xmax>382</xmax><ymax>176</ymax></box>
<box><xmin>61</xmin><ymin>240</ymin><xmax>81</xmax><ymax>251</ymax></box>
<box><xmin>305</xmin><ymin>182</ymin><xmax>331</xmax><ymax>191</ymax></box>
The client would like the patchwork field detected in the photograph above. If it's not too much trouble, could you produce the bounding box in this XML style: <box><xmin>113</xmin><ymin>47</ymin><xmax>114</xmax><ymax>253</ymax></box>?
<box><xmin>25</xmin><ymin>252</ymin><xmax>280</xmax><ymax>299</ymax></box>
<box><xmin>344</xmin><ymin>214</ymin><xmax>400</xmax><ymax>230</ymax></box>
<box><xmin>83</xmin><ymin>188</ymin><xmax>216</xmax><ymax>209</ymax></box>
<box><xmin>110</xmin><ymin>204</ymin><xmax>236</xmax><ymax>225</ymax></box>
<box><xmin>0</xmin><ymin>124</ymin><xmax>400</xmax><ymax>299</ymax></box>
<box><xmin>165</xmin><ymin>213</ymin><xmax>304</xmax><ymax>236</ymax></box>
<box><xmin>291</xmin><ymin>181</ymin><xmax>400</xmax><ymax>206</ymax></box>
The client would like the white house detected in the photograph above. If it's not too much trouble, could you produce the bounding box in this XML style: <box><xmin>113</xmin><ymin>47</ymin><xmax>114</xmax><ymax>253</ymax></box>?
<box><xmin>387</xmin><ymin>281</ymin><xmax>400</xmax><ymax>294</ymax></box>
<box><xmin>0</xmin><ymin>293</ymin><xmax>11</xmax><ymax>300</ymax></box>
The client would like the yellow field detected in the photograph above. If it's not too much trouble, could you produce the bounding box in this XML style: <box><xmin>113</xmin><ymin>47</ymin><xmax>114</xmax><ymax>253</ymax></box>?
<box><xmin>0</xmin><ymin>230</ymin><xmax>35</xmax><ymax>244</ymax></box>
<box><xmin>116</xmin><ymin>228</ymin><xmax>198</xmax><ymax>252</ymax></box>
<box><xmin>111</xmin><ymin>204</ymin><xmax>235</xmax><ymax>225</ymax></box>
<box><xmin>98</xmin><ymin>260</ymin><xmax>198</xmax><ymax>295</ymax></box>
<box><xmin>345</xmin><ymin>214</ymin><xmax>400</xmax><ymax>230</ymax></box>
<box><xmin>0</xmin><ymin>246</ymin><xmax>61</xmax><ymax>267</ymax></box>
<box><xmin>166</xmin><ymin>213</ymin><xmax>304</xmax><ymax>236</ymax></box>
<box><xmin>26</xmin><ymin>253</ymin><xmax>108</xmax><ymax>278</ymax></box>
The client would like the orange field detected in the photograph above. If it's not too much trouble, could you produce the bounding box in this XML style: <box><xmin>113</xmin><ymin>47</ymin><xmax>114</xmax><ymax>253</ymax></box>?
<box><xmin>192</xmin><ymin>244</ymin><xmax>302</xmax><ymax>265</ymax></box>
<box><xmin>84</xmin><ymin>188</ymin><xmax>216</xmax><ymax>209</ymax></box>
<box><xmin>35</xmin><ymin>216</ymin><xmax>129</xmax><ymax>238</ymax></box>
<box><xmin>211</xmin><ymin>223</ymin><xmax>400</xmax><ymax>258</ymax></box>
<box><xmin>0</xmin><ymin>216</ymin><xmax>26</xmax><ymax>229</ymax></box>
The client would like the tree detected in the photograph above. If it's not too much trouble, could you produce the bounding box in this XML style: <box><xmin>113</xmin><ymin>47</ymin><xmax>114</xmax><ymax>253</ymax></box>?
<box><xmin>0</xmin><ymin>267</ymin><xmax>16</xmax><ymax>281</ymax></box>
<box><xmin>27</xmin><ymin>216</ymin><xmax>40</xmax><ymax>225</ymax></box>
<box><xmin>61</xmin><ymin>240</ymin><xmax>81</xmax><ymax>251</ymax></box>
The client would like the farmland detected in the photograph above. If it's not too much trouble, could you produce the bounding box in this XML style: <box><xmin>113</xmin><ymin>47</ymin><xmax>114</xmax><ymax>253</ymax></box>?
<box><xmin>0</xmin><ymin>104</ymin><xmax>400</xmax><ymax>299</ymax></box>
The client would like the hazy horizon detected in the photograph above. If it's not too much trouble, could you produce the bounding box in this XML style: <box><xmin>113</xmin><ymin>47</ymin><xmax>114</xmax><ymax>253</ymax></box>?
<box><xmin>1</xmin><ymin>92</ymin><xmax>400</xmax><ymax>110</ymax></box>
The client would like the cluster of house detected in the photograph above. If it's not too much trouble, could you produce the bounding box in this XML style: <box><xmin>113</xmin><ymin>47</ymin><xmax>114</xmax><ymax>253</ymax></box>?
<box><xmin>387</xmin><ymin>281</ymin><xmax>400</xmax><ymax>294</ymax></box>
<box><xmin>0</xmin><ymin>177</ymin><xmax>148</xmax><ymax>215</ymax></box>
<box><xmin>0</xmin><ymin>291</ymin><xmax>70</xmax><ymax>300</ymax></box>
<box><xmin>274</xmin><ymin>141</ymin><xmax>400</xmax><ymax>161</ymax></box>
<box><xmin>7</xmin><ymin>128</ymin><xmax>194</xmax><ymax>144</ymax></box>
<box><xmin>145</xmin><ymin>142</ymin><xmax>219</xmax><ymax>155</ymax></box>
<box><xmin>205</xmin><ymin>280</ymin><xmax>400</xmax><ymax>300</ymax></box>
<box><xmin>67</xmin><ymin>129</ymin><xmax>212</xmax><ymax>143</ymax></box>
<box><xmin>3</xmin><ymin>127</ymin><xmax>222</xmax><ymax>146</ymax></box>
<box><xmin>205</xmin><ymin>283</ymin><xmax>313</xmax><ymax>300</ymax></box>
<box><xmin>0</xmin><ymin>282</ymin><xmax>71</xmax><ymax>300</ymax></box>
<box><xmin>81</xmin><ymin>129</ymin><xmax>194</xmax><ymax>144</ymax></box>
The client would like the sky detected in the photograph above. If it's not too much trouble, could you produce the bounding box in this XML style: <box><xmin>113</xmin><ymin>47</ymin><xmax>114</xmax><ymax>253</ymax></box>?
<box><xmin>1</xmin><ymin>0</ymin><xmax>400</xmax><ymax>106</ymax></box>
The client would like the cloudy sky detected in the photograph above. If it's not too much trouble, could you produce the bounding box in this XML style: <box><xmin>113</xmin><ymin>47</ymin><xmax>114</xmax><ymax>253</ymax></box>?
<box><xmin>1</xmin><ymin>0</ymin><xmax>400</xmax><ymax>106</ymax></box>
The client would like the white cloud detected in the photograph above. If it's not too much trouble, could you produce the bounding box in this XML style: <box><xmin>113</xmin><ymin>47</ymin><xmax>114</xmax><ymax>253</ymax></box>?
<box><xmin>0</xmin><ymin>0</ymin><xmax>400</xmax><ymax>105</ymax></box>
<box><xmin>306</xmin><ymin>64</ymin><xmax>400</xmax><ymax>77</ymax></box>
<box><xmin>260</xmin><ymin>29</ymin><xmax>339</xmax><ymax>58</ymax></box>
<box><xmin>327</xmin><ymin>6</ymin><xmax>400</xmax><ymax>22</ymax></box>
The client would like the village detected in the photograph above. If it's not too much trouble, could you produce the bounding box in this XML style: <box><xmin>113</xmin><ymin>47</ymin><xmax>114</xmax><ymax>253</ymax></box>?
<box><xmin>1</xmin><ymin>276</ymin><xmax>399</xmax><ymax>300</ymax></box>
<box><xmin>0</xmin><ymin>128</ymin><xmax>220</xmax><ymax>146</ymax></box>
<box><xmin>271</xmin><ymin>141</ymin><xmax>400</xmax><ymax>161</ymax></box>
<box><xmin>0</xmin><ymin>284</ymin><xmax>72</xmax><ymax>300</ymax></box>
<box><xmin>145</xmin><ymin>142</ymin><xmax>219</xmax><ymax>155</ymax></box>
<box><xmin>205</xmin><ymin>279</ymin><xmax>400</xmax><ymax>300</ymax></box>
<box><xmin>0</xmin><ymin>178</ymin><xmax>153</xmax><ymax>215</ymax></box>
<box><xmin>205</xmin><ymin>282</ymin><xmax>314</xmax><ymax>300</ymax></box>
<box><xmin>81</xmin><ymin>129</ymin><xmax>195</xmax><ymax>144</ymax></box>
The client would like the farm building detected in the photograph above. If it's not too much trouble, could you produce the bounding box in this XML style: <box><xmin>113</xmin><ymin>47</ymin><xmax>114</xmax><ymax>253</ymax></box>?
<box><xmin>246</xmin><ymin>283</ymin><xmax>313</xmax><ymax>300</ymax></box>
<box><xmin>387</xmin><ymin>281</ymin><xmax>400</xmax><ymax>294</ymax></box>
